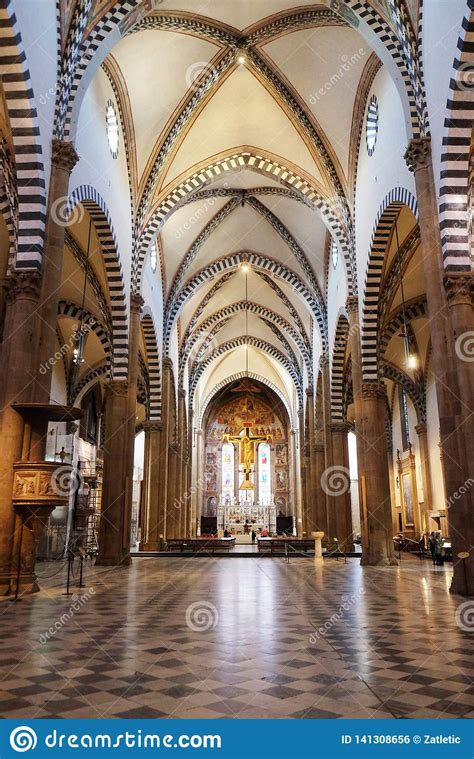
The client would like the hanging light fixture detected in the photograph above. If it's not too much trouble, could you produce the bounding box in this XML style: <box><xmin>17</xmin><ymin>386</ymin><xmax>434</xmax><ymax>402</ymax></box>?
<box><xmin>242</xmin><ymin>256</ymin><xmax>250</xmax><ymax>376</ymax></box>
<box><xmin>394</xmin><ymin>216</ymin><xmax>418</xmax><ymax>371</ymax></box>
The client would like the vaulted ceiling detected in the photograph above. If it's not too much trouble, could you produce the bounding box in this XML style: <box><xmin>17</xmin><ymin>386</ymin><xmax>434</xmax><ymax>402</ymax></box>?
<box><xmin>98</xmin><ymin>2</ymin><xmax>385</xmax><ymax>404</ymax></box>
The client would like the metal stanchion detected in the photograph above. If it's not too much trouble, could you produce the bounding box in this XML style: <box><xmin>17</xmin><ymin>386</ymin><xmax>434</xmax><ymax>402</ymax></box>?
<box><xmin>62</xmin><ymin>549</ymin><xmax>73</xmax><ymax>596</ymax></box>
<box><xmin>78</xmin><ymin>553</ymin><xmax>85</xmax><ymax>588</ymax></box>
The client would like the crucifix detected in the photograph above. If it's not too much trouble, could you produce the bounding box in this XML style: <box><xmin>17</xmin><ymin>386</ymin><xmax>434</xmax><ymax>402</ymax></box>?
<box><xmin>223</xmin><ymin>424</ymin><xmax>272</xmax><ymax>490</ymax></box>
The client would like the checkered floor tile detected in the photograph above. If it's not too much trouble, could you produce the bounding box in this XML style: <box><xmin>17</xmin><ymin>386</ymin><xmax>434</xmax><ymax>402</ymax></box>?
<box><xmin>0</xmin><ymin>556</ymin><xmax>472</xmax><ymax>719</ymax></box>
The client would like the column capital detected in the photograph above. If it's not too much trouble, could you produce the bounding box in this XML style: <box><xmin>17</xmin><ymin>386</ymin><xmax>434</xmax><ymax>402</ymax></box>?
<box><xmin>51</xmin><ymin>138</ymin><xmax>79</xmax><ymax>173</ymax></box>
<box><xmin>142</xmin><ymin>420</ymin><xmax>162</xmax><ymax>432</ymax></box>
<box><xmin>129</xmin><ymin>293</ymin><xmax>144</xmax><ymax>314</ymax></box>
<box><xmin>106</xmin><ymin>379</ymin><xmax>128</xmax><ymax>397</ymax></box>
<box><xmin>404</xmin><ymin>136</ymin><xmax>432</xmax><ymax>173</ymax></box>
<box><xmin>3</xmin><ymin>270</ymin><xmax>41</xmax><ymax>303</ymax></box>
<box><xmin>330</xmin><ymin>422</ymin><xmax>350</xmax><ymax>434</ymax></box>
<box><xmin>444</xmin><ymin>272</ymin><xmax>473</xmax><ymax>307</ymax></box>
<box><xmin>305</xmin><ymin>386</ymin><xmax>314</xmax><ymax>397</ymax></box>
<box><xmin>361</xmin><ymin>380</ymin><xmax>386</xmax><ymax>401</ymax></box>
<box><xmin>163</xmin><ymin>357</ymin><xmax>173</xmax><ymax>370</ymax></box>
<box><xmin>178</xmin><ymin>388</ymin><xmax>187</xmax><ymax>399</ymax></box>
<box><xmin>415</xmin><ymin>422</ymin><xmax>427</xmax><ymax>436</ymax></box>
<box><xmin>319</xmin><ymin>353</ymin><xmax>330</xmax><ymax>368</ymax></box>
<box><xmin>345</xmin><ymin>295</ymin><xmax>359</xmax><ymax>314</ymax></box>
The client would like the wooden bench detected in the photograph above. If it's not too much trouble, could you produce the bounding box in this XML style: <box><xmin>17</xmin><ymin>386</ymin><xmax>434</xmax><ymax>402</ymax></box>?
<box><xmin>257</xmin><ymin>538</ymin><xmax>314</xmax><ymax>554</ymax></box>
<box><xmin>166</xmin><ymin>537</ymin><xmax>235</xmax><ymax>553</ymax></box>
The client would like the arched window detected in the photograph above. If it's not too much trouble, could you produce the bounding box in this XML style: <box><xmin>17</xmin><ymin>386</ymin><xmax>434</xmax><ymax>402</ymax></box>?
<box><xmin>221</xmin><ymin>443</ymin><xmax>234</xmax><ymax>504</ymax></box>
<box><xmin>258</xmin><ymin>442</ymin><xmax>271</xmax><ymax>505</ymax></box>
<box><xmin>150</xmin><ymin>239</ymin><xmax>158</xmax><ymax>272</ymax></box>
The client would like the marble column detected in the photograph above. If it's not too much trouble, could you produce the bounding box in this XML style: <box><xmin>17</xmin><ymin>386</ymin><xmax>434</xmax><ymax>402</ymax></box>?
<box><xmin>359</xmin><ymin>381</ymin><xmax>397</xmax><ymax>566</ymax></box>
<box><xmin>330</xmin><ymin>423</ymin><xmax>353</xmax><ymax>551</ymax></box>
<box><xmin>0</xmin><ymin>272</ymin><xmax>41</xmax><ymax>594</ymax></box>
<box><xmin>305</xmin><ymin>388</ymin><xmax>318</xmax><ymax>535</ymax></box>
<box><xmin>405</xmin><ymin>138</ymin><xmax>473</xmax><ymax>594</ymax></box>
<box><xmin>96</xmin><ymin>380</ymin><xmax>131</xmax><ymax>566</ymax></box>
<box><xmin>346</xmin><ymin>296</ymin><xmax>368</xmax><ymax>552</ymax></box>
<box><xmin>415</xmin><ymin>422</ymin><xmax>432</xmax><ymax>533</ymax></box>
<box><xmin>297</xmin><ymin>410</ymin><xmax>306</xmax><ymax>537</ymax></box>
<box><xmin>195</xmin><ymin>428</ymin><xmax>203</xmax><ymax>535</ymax></box>
<box><xmin>35</xmin><ymin>139</ymin><xmax>79</xmax><ymax>402</ymax></box>
<box><xmin>139</xmin><ymin>421</ymin><xmax>163</xmax><ymax>551</ymax></box>
<box><xmin>320</xmin><ymin>355</ymin><xmax>335</xmax><ymax>541</ymax></box>
<box><xmin>177</xmin><ymin>389</ymin><xmax>188</xmax><ymax>535</ymax></box>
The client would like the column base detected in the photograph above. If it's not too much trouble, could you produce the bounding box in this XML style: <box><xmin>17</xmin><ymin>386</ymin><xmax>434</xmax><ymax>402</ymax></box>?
<box><xmin>139</xmin><ymin>541</ymin><xmax>162</xmax><ymax>552</ymax></box>
<box><xmin>95</xmin><ymin>553</ymin><xmax>132</xmax><ymax>567</ymax></box>
<box><xmin>0</xmin><ymin>573</ymin><xmax>40</xmax><ymax>596</ymax></box>
<box><xmin>450</xmin><ymin>573</ymin><xmax>474</xmax><ymax>597</ymax></box>
<box><xmin>360</xmin><ymin>554</ymin><xmax>398</xmax><ymax>567</ymax></box>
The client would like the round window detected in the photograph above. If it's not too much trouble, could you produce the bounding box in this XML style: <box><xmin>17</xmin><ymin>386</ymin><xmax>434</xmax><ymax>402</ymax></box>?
<box><xmin>106</xmin><ymin>101</ymin><xmax>119</xmax><ymax>158</ymax></box>
<box><xmin>366</xmin><ymin>94</ymin><xmax>378</xmax><ymax>156</ymax></box>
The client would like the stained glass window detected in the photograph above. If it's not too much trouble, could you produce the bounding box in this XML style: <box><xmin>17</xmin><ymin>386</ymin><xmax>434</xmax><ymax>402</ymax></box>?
<box><xmin>222</xmin><ymin>442</ymin><xmax>234</xmax><ymax>503</ymax></box>
<box><xmin>258</xmin><ymin>442</ymin><xmax>271</xmax><ymax>505</ymax></box>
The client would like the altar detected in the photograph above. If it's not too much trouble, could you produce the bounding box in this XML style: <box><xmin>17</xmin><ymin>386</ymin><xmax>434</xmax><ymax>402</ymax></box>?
<box><xmin>218</xmin><ymin>499</ymin><xmax>276</xmax><ymax>535</ymax></box>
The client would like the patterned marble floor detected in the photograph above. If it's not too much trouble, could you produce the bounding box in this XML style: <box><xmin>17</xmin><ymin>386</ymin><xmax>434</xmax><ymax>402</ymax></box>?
<box><xmin>0</xmin><ymin>556</ymin><xmax>472</xmax><ymax>719</ymax></box>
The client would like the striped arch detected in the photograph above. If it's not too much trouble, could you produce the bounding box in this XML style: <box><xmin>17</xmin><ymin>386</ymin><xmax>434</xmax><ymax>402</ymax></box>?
<box><xmin>0</xmin><ymin>0</ymin><xmax>46</xmax><ymax>270</ymax></box>
<box><xmin>165</xmin><ymin>251</ymin><xmax>327</xmax><ymax>356</ymax></box>
<box><xmin>361</xmin><ymin>188</ymin><xmax>418</xmax><ymax>381</ymax></box>
<box><xmin>379</xmin><ymin>298</ymin><xmax>428</xmax><ymax>358</ymax></box>
<box><xmin>141</xmin><ymin>313</ymin><xmax>161</xmax><ymax>421</ymax></box>
<box><xmin>0</xmin><ymin>136</ymin><xmax>17</xmax><ymax>264</ymax></box>
<box><xmin>67</xmin><ymin>185</ymin><xmax>128</xmax><ymax>379</ymax></box>
<box><xmin>381</xmin><ymin>360</ymin><xmax>426</xmax><ymax>424</ymax></box>
<box><xmin>134</xmin><ymin>150</ymin><xmax>353</xmax><ymax>296</ymax></box>
<box><xmin>181</xmin><ymin>301</ymin><xmax>312</xmax><ymax>386</ymax></box>
<box><xmin>199</xmin><ymin>371</ymin><xmax>295</xmax><ymax>428</ymax></box>
<box><xmin>59</xmin><ymin>0</ymin><xmax>139</xmax><ymax>140</ymax></box>
<box><xmin>189</xmin><ymin>336</ymin><xmax>303</xmax><ymax>409</ymax></box>
<box><xmin>439</xmin><ymin>3</ymin><xmax>474</xmax><ymax>271</ymax></box>
<box><xmin>57</xmin><ymin>300</ymin><xmax>112</xmax><ymax>371</ymax></box>
<box><xmin>331</xmin><ymin>313</ymin><xmax>350</xmax><ymax>424</ymax></box>
<box><xmin>73</xmin><ymin>362</ymin><xmax>107</xmax><ymax>405</ymax></box>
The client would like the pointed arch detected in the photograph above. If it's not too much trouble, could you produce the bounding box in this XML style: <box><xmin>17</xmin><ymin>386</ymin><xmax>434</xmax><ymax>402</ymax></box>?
<box><xmin>57</xmin><ymin>299</ymin><xmax>112</xmax><ymax>372</ymax></box>
<box><xmin>164</xmin><ymin>251</ymin><xmax>327</xmax><ymax>356</ymax></box>
<box><xmin>439</xmin><ymin>3</ymin><xmax>474</xmax><ymax>271</ymax></box>
<box><xmin>189</xmin><ymin>336</ymin><xmax>303</xmax><ymax>409</ymax></box>
<box><xmin>361</xmin><ymin>188</ymin><xmax>418</xmax><ymax>381</ymax></box>
<box><xmin>0</xmin><ymin>0</ymin><xmax>46</xmax><ymax>270</ymax></box>
<box><xmin>141</xmin><ymin>312</ymin><xmax>161</xmax><ymax>421</ymax></box>
<box><xmin>331</xmin><ymin>313</ymin><xmax>350</xmax><ymax>424</ymax></box>
<box><xmin>67</xmin><ymin>185</ymin><xmax>128</xmax><ymax>379</ymax></box>
<box><xmin>134</xmin><ymin>149</ymin><xmax>354</xmax><ymax>296</ymax></box>
<box><xmin>199</xmin><ymin>371</ymin><xmax>294</xmax><ymax>428</ymax></box>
